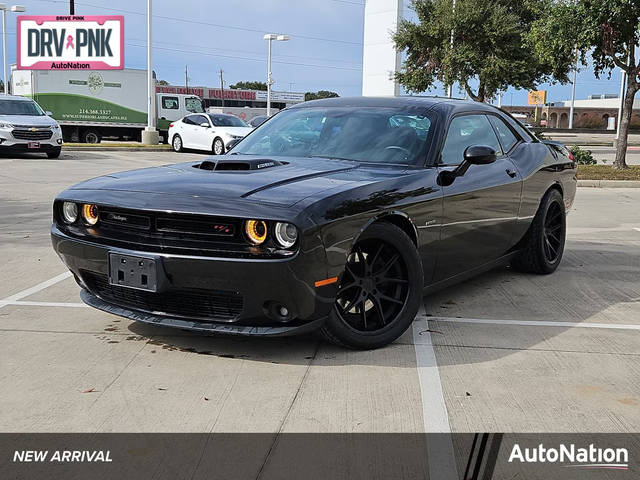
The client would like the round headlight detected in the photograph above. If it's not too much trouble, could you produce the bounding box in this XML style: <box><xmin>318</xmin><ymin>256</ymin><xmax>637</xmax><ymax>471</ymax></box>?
<box><xmin>245</xmin><ymin>219</ymin><xmax>267</xmax><ymax>245</ymax></box>
<box><xmin>62</xmin><ymin>202</ymin><xmax>78</xmax><ymax>224</ymax></box>
<box><xmin>274</xmin><ymin>222</ymin><xmax>298</xmax><ymax>248</ymax></box>
<box><xmin>82</xmin><ymin>204</ymin><xmax>99</xmax><ymax>226</ymax></box>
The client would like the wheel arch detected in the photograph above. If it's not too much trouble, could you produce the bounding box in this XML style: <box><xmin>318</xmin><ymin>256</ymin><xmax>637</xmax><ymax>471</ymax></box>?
<box><xmin>355</xmin><ymin>211</ymin><xmax>418</xmax><ymax>247</ymax></box>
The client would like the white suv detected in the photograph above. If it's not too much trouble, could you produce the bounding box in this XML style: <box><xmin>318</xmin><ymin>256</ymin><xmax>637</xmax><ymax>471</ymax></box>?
<box><xmin>0</xmin><ymin>95</ymin><xmax>63</xmax><ymax>158</ymax></box>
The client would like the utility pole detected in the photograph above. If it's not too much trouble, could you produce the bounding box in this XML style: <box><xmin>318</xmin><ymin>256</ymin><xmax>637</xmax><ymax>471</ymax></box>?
<box><xmin>70</xmin><ymin>0</ymin><xmax>74</xmax><ymax>14</ymax></box>
<box><xmin>185</xmin><ymin>65</ymin><xmax>188</xmax><ymax>94</ymax></box>
<box><xmin>219</xmin><ymin>69</ymin><xmax>225</xmax><ymax>110</ymax></box>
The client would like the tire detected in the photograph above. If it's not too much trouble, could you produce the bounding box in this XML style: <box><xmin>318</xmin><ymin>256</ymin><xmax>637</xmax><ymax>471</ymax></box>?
<box><xmin>172</xmin><ymin>134</ymin><xmax>183</xmax><ymax>153</ymax></box>
<box><xmin>82</xmin><ymin>129</ymin><xmax>101</xmax><ymax>144</ymax></box>
<box><xmin>320</xmin><ymin>222</ymin><xmax>424</xmax><ymax>350</ymax></box>
<box><xmin>511</xmin><ymin>189</ymin><xmax>566</xmax><ymax>274</ymax></box>
<box><xmin>212</xmin><ymin>137</ymin><xmax>225</xmax><ymax>155</ymax></box>
<box><xmin>46</xmin><ymin>147</ymin><xmax>61</xmax><ymax>159</ymax></box>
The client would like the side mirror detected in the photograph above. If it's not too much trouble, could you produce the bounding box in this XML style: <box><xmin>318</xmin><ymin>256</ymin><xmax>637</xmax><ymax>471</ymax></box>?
<box><xmin>438</xmin><ymin>145</ymin><xmax>497</xmax><ymax>186</ymax></box>
<box><xmin>463</xmin><ymin>145</ymin><xmax>497</xmax><ymax>165</ymax></box>
<box><xmin>45</xmin><ymin>111</ymin><xmax>53</xmax><ymax>116</ymax></box>
<box><xmin>200</xmin><ymin>122</ymin><xmax>210</xmax><ymax>128</ymax></box>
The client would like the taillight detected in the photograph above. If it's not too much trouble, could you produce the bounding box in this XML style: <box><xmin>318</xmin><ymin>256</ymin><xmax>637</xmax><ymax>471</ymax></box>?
<box><xmin>568</xmin><ymin>152</ymin><xmax>574</xmax><ymax>161</ymax></box>
<box><xmin>169</xmin><ymin>123</ymin><xmax>174</xmax><ymax>128</ymax></box>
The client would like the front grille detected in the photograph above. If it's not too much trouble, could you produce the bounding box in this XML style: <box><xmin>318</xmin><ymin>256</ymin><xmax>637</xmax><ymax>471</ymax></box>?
<box><xmin>83</xmin><ymin>272</ymin><xmax>243</xmax><ymax>321</ymax></box>
<box><xmin>12</xmin><ymin>128</ymin><xmax>53</xmax><ymax>140</ymax></box>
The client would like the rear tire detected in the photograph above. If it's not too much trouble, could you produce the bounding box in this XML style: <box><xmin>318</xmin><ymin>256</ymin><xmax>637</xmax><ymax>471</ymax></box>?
<box><xmin>46</xmin><ymin>147</ymin><xmax>61</xmax><ymax>159</ymax></box>
<box><xmin>172</xmin><ymin>134</ymin><xmax>183</xmax><ymax>153</ymax></box>
<box><xmin>82</xmin><ymin>129</ymin><xmax>101</xmax><ymax>144</ymax></box>
<box><xmin>511</xmin><ymin>189</ymin><xmax>566</xmax><ymax>274</ymax></box>
<box><xmin>320</xmin><ymin>222</ymin><xmax>423</xmax><ymax>350</ymax></box>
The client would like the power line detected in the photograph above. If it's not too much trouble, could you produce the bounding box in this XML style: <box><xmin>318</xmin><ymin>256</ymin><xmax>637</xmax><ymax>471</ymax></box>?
<box><xmin>125</xmin><ymin>42</ymin><xmax>362</xmax><ymax>71</ymax></box>
<box><xmin>31</xmin><ymin>0</ymin><xmax>363</xmax><ymax>46</ymax></box>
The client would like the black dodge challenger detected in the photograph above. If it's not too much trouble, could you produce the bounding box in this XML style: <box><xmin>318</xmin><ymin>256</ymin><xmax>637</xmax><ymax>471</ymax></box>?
<box><xmin>52</xmin><ymin>97</ymin><xmax>576</xmax><ymax>349</ymax></box>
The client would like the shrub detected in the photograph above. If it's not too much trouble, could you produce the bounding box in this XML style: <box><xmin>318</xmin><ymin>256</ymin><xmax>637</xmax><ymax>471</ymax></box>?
<box><xmin>569</xmin><ymin>145</ymin><xmax>596</xmax><ymax>165</ymax></box>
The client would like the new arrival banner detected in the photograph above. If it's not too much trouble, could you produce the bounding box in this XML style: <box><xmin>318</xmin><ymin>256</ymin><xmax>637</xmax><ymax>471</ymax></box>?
<box><xmin>16</xmin><ymin>15</ymin><xmax>124</xmax><ymax>70</ymax></box>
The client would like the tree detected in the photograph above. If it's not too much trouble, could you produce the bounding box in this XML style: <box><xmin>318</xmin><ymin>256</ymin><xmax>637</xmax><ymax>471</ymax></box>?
<box><xmin>230</xmin><ymin>81</ymin><xmax>267</xmax><ymax>91</ymax></box>
<box><xmin>304</xmin><ymin>90</ymin><xmax>339</xmax><ymax>101</ymax></box>
<box><xmin>393</xmin><ymin>0</ymin><xmax>573</xmax><ymax>103</ymax></box>
<box><xmin>530</xmin><ymin>0</ymin><xmax>640</xmax><ymax>169</ymax></box>
<box><xmin>156</xmin><ymin>79</ymin><xmax>170</xmax><ymax>86</ymax></box>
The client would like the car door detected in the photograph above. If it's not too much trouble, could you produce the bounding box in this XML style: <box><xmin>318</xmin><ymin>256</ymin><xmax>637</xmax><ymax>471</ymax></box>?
<box><xmin>194</xmin><ymin>114</ymin><xmax>214</xmax><ymax>151</ymax></box>
<box><xmin>179</xmin><ymin>115</ymin><xmax>198</xmax><ymax>149</ymax></box>
<box><xmin>433</xmin><ymin>113</ymin><xmax>522</xmax><ymax>282</ymax></box>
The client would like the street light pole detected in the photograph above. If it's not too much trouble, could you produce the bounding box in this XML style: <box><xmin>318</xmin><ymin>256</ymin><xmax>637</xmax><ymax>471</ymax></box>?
<box><xmin>263</xmin><ymin>33</ymin><xmax>289</xmax><ymax>116</ymax></box>
<box><xmin>0</xmin><ymin>4</ymin><xmax>26</xmax><ymax>95</ymax></box>
<box><xmin>142</xmin><ymin>0</ymin><xmax>158</xmax><ymax>144</ymax></box>
<box><xmin>446</xmin><ymin>0</ymin><xmax>456</xmax><ymax>98</ymax></box>
<box><xmin>568</xmin><ymin>46</ymin><xmax>578</xmax><ymax>129</ymax></box>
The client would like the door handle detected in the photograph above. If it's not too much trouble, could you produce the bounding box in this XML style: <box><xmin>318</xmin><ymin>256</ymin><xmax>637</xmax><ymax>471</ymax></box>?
<box><xmin>506</xmin><ymin>168</ymin><xmax>517</xmax><ymax>178</ymax></box>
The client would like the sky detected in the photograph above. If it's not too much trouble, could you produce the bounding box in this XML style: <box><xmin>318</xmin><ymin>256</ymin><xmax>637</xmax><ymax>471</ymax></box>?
<box><xmin>2</xmin><ymin>0</ymin><xmax>627</xmax><ymax>105</ymax></box>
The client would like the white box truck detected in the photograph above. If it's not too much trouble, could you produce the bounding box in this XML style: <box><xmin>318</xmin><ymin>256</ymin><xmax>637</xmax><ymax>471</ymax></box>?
<box><xmin>11</xmin><ymin>68</ymin><xmax>204</xmax><ymax>143</ymax></box>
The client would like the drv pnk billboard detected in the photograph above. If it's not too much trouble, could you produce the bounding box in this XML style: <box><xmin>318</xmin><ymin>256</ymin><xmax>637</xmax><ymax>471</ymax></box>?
<box><xmin>17</xmin><ymin>15</ymin><xmax>124</xmax><ymax>70</ymax></box>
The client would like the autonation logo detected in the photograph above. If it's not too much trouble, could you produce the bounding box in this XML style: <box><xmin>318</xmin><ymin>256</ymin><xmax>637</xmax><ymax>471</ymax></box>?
<box><xmin>509</xmin><ymin>443</ymin><xmax>629</xmax><ymax>470</ymax></box>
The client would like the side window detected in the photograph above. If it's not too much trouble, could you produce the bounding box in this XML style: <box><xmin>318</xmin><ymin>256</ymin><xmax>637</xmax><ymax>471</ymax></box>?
<box><xmin>488</xmin><ymin>115</ymin><xmax>519</xmax><ymax>153</ymax></box>
<box><xmin>185</xmin><ymin>97</ymin><xmax>204</xmax><ymax>113</ymax></box>
<box><xmin>162</xmin><ymin>96</ymin><xmax>179</xmax><ymax>110</ymax></box>
<box><xmin>192</xmin><ymin>115</ymin><xmax>209</xmax><ymax>126</ymax></box>
<box><xmin>440</xmin><ymin>115</ymin><xmax>502</xmax><ymax>165</ymax></box>
<box><xmin>182</xmin><ymin>116</ymin><xmax>195</xmax><ymax>125</ymax></box>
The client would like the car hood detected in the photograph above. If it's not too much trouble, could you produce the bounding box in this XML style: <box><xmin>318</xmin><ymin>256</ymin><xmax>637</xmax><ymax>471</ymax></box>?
<box><xmin>66</xmin><ymin>156</ymin><xmax>395</xmax><ymax>207</ymax></box>
<box><xmin>0</xmin><ymin>114</ymin><xmax>58</xmax><ymax>126</ymax></box>
<box><xmin>214</xmin><ymin>126</ymin><xmax>252</xmax><ymax>136</ymax></box>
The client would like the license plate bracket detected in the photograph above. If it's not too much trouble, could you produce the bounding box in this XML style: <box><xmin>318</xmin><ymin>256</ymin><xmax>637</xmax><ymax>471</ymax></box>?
<box><xmin>109</xmin><ymin>253</ymin><xmax>160</xmax><ymax>292</ymax></box>
<box><xmin>28</xmin><ymin>141</ymin><xmax>40</xmax><ymax>149</ymax></box>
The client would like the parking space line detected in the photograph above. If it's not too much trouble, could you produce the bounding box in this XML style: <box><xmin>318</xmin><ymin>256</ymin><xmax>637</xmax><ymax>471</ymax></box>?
<box><xmin>413</xmin><ymin>310</ymin><xmax>459</xmax><ymax>479</ymax></box>
<box><xmin>0</xmin><ymin>271</ymin><xmax>71</xmax><ymax>309</ymax></box>
<box><xmin>634</xmin><ymin>227</ymin><xmax>640</xmax><ymax>232</ymax></box>
<box><xmin>0</xmin><ymin>300</ymin><xmax>87</xmax><ymax>308</ymax></box>
<box><xmin>430</xmin><ymin>316</ymin><xmax>640</xmax><ymax>330</ymax></box>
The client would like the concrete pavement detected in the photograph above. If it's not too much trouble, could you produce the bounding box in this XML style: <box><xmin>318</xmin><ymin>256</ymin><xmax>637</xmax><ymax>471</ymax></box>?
<box><xmin>0</xmin><ymin>150</ymin><xmax>638</xmax><ymax>433</ymax></box>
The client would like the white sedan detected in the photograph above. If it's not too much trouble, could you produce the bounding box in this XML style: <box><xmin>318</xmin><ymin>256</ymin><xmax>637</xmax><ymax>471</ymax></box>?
<box><xmin>169</xmin><ymin>113</ymin><xmax>252</xmax><ymax>154</ymax></box>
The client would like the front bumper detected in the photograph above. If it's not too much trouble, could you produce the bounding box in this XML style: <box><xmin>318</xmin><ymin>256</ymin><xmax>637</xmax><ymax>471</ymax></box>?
<box><xmin>52</xmin><ymin>225</ymin><xmax>337</xmax><ymax>336</ymax></box>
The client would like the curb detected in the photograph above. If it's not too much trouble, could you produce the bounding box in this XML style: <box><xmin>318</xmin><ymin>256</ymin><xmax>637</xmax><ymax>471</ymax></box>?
<box><xmin>63</xmin><ymin>146</ymin><xmax>171</xmax><ymax>152</ymax></box>
<box><xmin>578</xmin><ymin>179</ymin><xmax>640</xmax><ymax>188</ymax></box>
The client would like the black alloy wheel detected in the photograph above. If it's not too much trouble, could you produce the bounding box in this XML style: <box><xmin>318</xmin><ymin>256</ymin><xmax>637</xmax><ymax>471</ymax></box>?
<box><xmin>335</xmin><ymin>240</ymin><xmax>409</xmax><ymax>332</ymax></box>
<box><xmin>320</xmin><ymin>222</ymin><xmax>423</xmax><ymax>350</ymax></box>
<box><xmin>511</xmin><ymin>188</ymin><xmax>566</xmax><ymax>274</ymax></box>
<box><xmin>543</xmin><ymin>201</ymin><xmax>563</xmax><ymax>263</ymax></box>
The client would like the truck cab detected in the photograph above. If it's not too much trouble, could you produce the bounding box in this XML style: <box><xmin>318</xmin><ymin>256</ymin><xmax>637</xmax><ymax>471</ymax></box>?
<box><xmin>157</xmin><ymin>94</ymin><xmax>204</xmax><ymax>142</ymax></box>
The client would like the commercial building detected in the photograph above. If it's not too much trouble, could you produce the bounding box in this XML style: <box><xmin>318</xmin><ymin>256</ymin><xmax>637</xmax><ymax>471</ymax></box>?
<box><xmin>155</xmin><ymin>84</ymin><xmax>305</xmax><ymax>112</ymax></box>
<box><xmin>504</xmin><ymin>94</ymin><xmax>640</xmax><ymax>130</ymax></box>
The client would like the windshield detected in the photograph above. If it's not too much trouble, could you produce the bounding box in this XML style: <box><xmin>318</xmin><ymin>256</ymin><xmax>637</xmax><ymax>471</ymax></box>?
<box><xmin>0</xmin><ymin>99</ymin><xmax>45</xmax><ymax>116</ymax></box>
<box><xmin>232</xmin><ymin>107</ymin><xmax>433</xmax><ymax>165</ymax></box>
<box><xmin>209</xmin><ymin>114</ymin><xmax>248</xmax><ymax>127</ymax></box>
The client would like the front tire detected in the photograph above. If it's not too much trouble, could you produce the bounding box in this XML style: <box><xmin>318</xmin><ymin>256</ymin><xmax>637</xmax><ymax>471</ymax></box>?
<box><xmin>320</xmin><ymin>222</ymin><xmax>423</xmax><ymax>350</ymax></box>
<box><xmin>511</xmin><ymin>189</ymin><xmax>566</xmax><ymax>274</ymax></box>
<box><xmin>213</xmin><ymin>137</ymin><xmax>225</xmax><ymax>155</ymax></box>
<box><xmin>46</xmin><ymin>147</ymin><xmax>61</xmax><ymax>159</ymax></box>
<box><xmin>172</xmin><ymin>134</ymin><xmax>183</xmax><ymax>153</ymax></box>
<box><xmin>82</xmin><ymin>129</ymin><xmax>101</xmax><ymax>144</ymax></box>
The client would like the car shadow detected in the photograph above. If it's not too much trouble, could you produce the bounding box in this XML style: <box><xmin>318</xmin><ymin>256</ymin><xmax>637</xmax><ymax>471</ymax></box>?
<box><xmin>122</xmin><ymin>240</ymin><xmax>638</xmax><ymax>367</ymax></box>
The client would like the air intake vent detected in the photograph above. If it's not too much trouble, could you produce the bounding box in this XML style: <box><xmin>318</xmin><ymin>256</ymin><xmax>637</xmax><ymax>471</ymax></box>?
<box><xmin>192</xmin><ymin>159</ymin><xmax>286</xmax><ymax>172</ymax></box>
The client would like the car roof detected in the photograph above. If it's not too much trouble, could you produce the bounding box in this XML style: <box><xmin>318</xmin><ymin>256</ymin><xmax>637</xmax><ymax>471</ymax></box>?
<box><xmin>0</xmin><ymin>94</ymin><xmax>34</xmax><ymax>102</ymax></box>
<box><xmin>288</xmin><ymin>95</ymin><xmax>500</xmax><ymax>115</ymax></box>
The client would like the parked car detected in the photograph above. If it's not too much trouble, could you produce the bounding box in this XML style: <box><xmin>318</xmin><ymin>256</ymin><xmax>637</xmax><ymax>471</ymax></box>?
<box><xmin>168</xmin><ymin>113</ymin><xmax>252</xmax><ymax>154</ymax></box>
<box><xmin>248</xmin><ymin>115</ymin><xmax>269</xmax><ymax>128</ymax></box>
<box><xmin>51</xmin><ymin>97</ymin><xmax>576</xmax><ymax>349</ymax></box>
<box><xmin>0</xmin><ymin>95</ymin><xmax>63</xmax><ymax>158</ymax></box>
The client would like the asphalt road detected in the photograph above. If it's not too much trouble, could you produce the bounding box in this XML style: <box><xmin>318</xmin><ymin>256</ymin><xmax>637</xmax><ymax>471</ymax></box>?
<box><xmin>0</xmin><ymin>150</ymin><xmax>638</xmax><ymax>436</ymax></box>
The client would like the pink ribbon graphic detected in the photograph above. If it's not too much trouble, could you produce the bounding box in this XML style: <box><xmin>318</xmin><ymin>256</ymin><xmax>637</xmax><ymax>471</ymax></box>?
<box><xmin>66</xmin><ymin>35</ymin><xmax>74</xmax><ymax>49</ymax></box>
